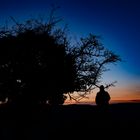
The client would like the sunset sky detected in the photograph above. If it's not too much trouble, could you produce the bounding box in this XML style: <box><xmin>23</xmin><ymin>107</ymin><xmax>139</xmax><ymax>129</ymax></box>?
<box><xmin>0</xmin><ymin>0</ymin><xmax>140</xmax><ymax>103</ymax></box>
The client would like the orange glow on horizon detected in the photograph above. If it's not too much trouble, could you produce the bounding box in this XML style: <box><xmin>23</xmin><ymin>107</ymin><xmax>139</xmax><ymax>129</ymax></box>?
<box><xmin>64</xmin><ymin>86</ymin><xmax>140</xmax><ymax>105</ymax></box>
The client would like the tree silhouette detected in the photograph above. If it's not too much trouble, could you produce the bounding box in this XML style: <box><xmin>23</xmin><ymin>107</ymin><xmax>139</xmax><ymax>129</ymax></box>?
<box><xmin>0</xmin><ymin>15</ymin><xmax>68</xmax><ymax>105</ymax></box>
<box><xmin>66</xmin><ymin>34</ymin><xmax>121</xmax><ymax>101</ymax></box>
<box><xmin>0</xmin><ymin>13</ymin><xmax>121</xmax><ymax>105</ymax></box>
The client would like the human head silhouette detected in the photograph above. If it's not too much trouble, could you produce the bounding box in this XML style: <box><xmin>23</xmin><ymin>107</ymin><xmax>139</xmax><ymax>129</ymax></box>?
<box><xmin>99</xmin><ymin>85</ymin><xmax>105</xmax><ymax>91</ymax></box>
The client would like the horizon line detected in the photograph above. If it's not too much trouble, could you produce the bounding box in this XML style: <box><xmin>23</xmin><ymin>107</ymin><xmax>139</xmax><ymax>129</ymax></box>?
<box><xmin>64</xmin><ymin>99</ymin><xmax>140</xmax><ymax>105</ymax></box>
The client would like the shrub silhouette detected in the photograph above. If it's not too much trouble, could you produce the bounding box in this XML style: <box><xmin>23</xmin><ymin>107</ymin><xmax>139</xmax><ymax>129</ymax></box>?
<box><xmin>0</xmin><ymin>14</ymin><xmax>121</xmax><ymax>105</ymax></box>
<box><xmin>0</xmin><ymin>17</ymin><xmax>70</xmax><ymax>105</ymax></box>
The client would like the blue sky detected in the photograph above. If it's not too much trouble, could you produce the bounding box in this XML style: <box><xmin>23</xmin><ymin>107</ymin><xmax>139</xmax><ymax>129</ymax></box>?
<box><xmin>0</xmin><ymin>0</ymin><xmax>140</xmax><ymax>100</ymax></box>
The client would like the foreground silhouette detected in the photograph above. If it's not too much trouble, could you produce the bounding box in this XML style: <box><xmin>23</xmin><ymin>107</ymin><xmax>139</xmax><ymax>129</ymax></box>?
<box><xmin>95</xmin><ymin>85</ymin><xmax>111</xmax><ymax>107</ymax></box>
<box><xmin>0</xmin><ymin>102</ymin><xmax>140</xmax><ymax>139</ymax></box>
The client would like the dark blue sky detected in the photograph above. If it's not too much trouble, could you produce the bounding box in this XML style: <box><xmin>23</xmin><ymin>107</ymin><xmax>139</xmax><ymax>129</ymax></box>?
<box><xmin>0</xmin><ymin>0</ymin><xmax>140</xmax><ymax>99</ymax></box>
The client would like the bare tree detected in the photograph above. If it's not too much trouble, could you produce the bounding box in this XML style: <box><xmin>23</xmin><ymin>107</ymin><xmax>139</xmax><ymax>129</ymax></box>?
<box><xmin>66</xmin><ymin>34</ymin><xmax>121</xmax><ymax>101</ymax></box>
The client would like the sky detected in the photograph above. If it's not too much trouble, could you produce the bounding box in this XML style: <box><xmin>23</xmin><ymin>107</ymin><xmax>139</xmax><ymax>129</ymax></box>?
<box><xmin>0</xmin><ymin>0</ymin><xmax>140</xmax><ymax>103</ymax></box>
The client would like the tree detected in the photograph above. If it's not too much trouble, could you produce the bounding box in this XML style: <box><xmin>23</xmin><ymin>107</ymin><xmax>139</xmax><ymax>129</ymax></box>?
<box><xmin>0</xmin><ymin>15</ymin><xmax>69</xmax><ymax>105</ymax></box>
<box><xmin>67</xmin><ymin>34</ymin><xmax>121</xmax><ymax>101</ymax></box>
<box><xmin>0</xmin><ymin>14</ymin><xmax>121</xmax><ymax>105</ymax></box>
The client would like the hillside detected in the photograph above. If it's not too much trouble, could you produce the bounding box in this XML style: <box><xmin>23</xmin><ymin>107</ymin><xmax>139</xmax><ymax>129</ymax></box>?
<box><xmin>0</xmin><ymin>103</ymin><xmax>139</xmax><ymax>139</ymax></box>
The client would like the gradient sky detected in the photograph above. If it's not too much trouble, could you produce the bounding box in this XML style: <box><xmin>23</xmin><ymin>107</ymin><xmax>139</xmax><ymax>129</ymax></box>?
<box><xmin>0</xmin><ymin>0</ymin><xmax>140</xmax><ymax>103</ymax></box>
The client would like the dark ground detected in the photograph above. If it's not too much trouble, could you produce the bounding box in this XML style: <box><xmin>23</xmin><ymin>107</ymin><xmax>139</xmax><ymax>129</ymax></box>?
<box><xmin>0</xmin><ymin>103</ymin><xmax>139</xmax><ymax>139</ymax></box>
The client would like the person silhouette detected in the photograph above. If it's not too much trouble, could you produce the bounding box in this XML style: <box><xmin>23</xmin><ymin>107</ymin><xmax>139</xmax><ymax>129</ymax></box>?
<box><xmin>95</xmin><ymin>85</ymin><xmax>111</xmax><ymax>107</ymax></box>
